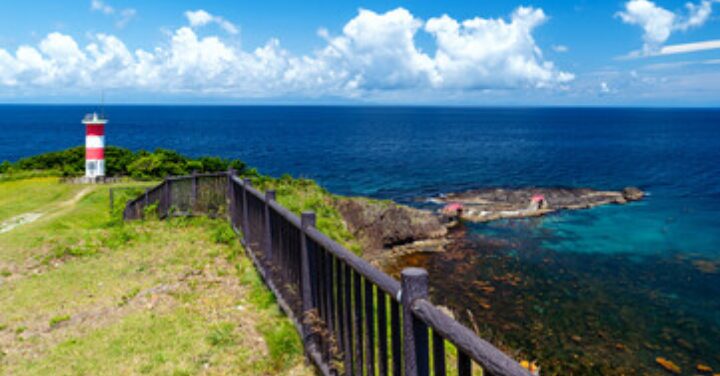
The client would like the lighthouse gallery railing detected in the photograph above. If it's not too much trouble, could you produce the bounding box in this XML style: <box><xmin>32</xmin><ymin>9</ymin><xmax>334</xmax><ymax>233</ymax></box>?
<box><xmin>123</xmin><ymin>171</ymin><xmax>532</xmax><ymax>376</ymax></box>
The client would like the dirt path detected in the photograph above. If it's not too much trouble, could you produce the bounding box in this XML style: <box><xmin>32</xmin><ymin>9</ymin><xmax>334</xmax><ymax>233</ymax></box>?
<box><xmin>0</xmin><ymin>187</ymin><xmax>94</xmax><ymax>234</ymax></box>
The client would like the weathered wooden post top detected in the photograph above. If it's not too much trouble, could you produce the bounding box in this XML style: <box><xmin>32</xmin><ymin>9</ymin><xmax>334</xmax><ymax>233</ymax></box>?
<box><xmin>82</xmin><ymin>112</ymin><xmax>107</xmax><ymax>179</ymax></box>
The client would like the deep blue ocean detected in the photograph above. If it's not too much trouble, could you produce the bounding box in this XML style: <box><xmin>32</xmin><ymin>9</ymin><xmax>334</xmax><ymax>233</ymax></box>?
<box><xmin>2</xmin><ymin>105</ymin><xmax>720</xmax><ymax>372</ymax></box>
<box><xmin>2</xmin><ymin>105</ymin><xmax>719</xmax><ymax>257</ymax></box>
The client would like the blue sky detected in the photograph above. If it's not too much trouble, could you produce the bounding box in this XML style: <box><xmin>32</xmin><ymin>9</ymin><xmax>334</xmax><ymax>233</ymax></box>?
<box><xmin>0</xmin><ymin>0</ymin><xmax>719</xmax><ymax>105</ymax></box>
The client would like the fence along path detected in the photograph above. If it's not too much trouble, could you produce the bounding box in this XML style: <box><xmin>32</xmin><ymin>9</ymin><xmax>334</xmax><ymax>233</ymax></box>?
<box><xmin>124</xmin><ymin>171</ymin><xmax>532</xmax><ymax>376</ymax></box>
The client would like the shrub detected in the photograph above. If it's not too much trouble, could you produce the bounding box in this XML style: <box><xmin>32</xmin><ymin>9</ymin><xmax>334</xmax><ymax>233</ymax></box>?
<box><xmin>49</xmin><ymin>315</ymin><xmax>71</xmax><ymax>327</ymax></box>
<box><xmin>260</xmin><ymin>320</ymin><xmax>302</xmax><ymax>370</ymax></box>
<box><xmin>6</xmin><ymin>146</ymin><xmax>249</xmax><ymax>179</ymax></box>
<box><xmin>206</xmin><ymin>322</ymin><xmax>236</xmax><ymax>347</ymax></box>
<box><xmin>211</xmin><ymin>223</ymin><xmax>236</xmax><ymax>245</ymax></box>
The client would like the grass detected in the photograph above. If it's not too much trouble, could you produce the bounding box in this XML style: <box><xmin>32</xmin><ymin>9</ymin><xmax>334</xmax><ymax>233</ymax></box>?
<box><xmin>48</xmin><ymin>315</ymin><xmax>71</xmax><ymax>328</ymax></box>
<box><xmin>0</xmin><ymin>177</ymin><xmax>79</xmax><ymax>222</ymax></box>
<box><xmin>0</xmin><ymin>177</ymin><xmax>310</xmax><ymax>375</ymax></box>
<box><xmin>253</xmin><ymin>174</ymin><xmax>363</xmax><ymax>254</ymax></box>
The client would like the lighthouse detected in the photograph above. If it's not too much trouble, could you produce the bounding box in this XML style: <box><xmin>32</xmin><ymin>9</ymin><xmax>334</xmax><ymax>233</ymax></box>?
<box><xmin>82</xmin><ymin>112</ymin><xmax>107</xmax><ymax>179</ymax></box>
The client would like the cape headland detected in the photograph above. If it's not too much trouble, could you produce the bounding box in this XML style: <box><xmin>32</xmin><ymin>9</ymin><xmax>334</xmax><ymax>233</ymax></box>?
<box><xmin>430</xmin><ymin>186</ymin><xmax>645</xmax><ymax>222</ymax></box>
<box><xmin>333</xmin><ymin>186</ymin><xmax>645</xmax><ymax>263</ymax></box>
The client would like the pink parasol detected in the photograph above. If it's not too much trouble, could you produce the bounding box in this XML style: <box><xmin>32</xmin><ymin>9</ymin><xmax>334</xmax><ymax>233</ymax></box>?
<box><xmin>531</xmin><ymin>194</ymin><xmax>545</xmax><ymax>202</ymax></box>
<box><xmin>443</xmin><ymin>202</ymin><xmax>464</xmax><ymax>212</ymax></box>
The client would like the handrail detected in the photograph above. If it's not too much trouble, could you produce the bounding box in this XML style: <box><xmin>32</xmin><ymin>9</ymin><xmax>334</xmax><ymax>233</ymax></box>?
<box><xmin>305</xmin><ymin>225</ymin><xmax>401</xmax><ymax>297</ymax></box>
<box><xmin>232</xmin><ymin>174</ymin><xmax>401</xmax><ymax>296</ymax></box>
<box><xmin>413</xmin><ymin>299</ymin><xmax>532</xmax><ymax>376</ymax></box>
<box><xmin>124</xmin><ymin>171</ymin><xmax>532</xmax><ymax>376</ymax></box>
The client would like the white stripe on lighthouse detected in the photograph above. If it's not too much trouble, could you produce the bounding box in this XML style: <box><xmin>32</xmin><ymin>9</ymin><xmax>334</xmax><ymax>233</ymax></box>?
<box><xmin>85</xmin><ymin>135</ymin><xmax>105</xmax><ymax>149</ymax></box>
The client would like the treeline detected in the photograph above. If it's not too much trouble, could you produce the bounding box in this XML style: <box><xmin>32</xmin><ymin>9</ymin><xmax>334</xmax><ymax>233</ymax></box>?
<box><xmin>0</xmin><ymin>146</ymin><xmax>256</xmax><ymax>180</ymax></box>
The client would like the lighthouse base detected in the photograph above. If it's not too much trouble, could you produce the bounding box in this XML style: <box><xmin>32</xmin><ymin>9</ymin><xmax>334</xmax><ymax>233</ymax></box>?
<box><xmin>62</xmin><ymin>176</ymin><xmax>124</xmax><ymax>185</ymax></box>
<box><xmin>85</xmin><ymin>159</ymin><xmax>105</xmax><ymax>178</ymax></box>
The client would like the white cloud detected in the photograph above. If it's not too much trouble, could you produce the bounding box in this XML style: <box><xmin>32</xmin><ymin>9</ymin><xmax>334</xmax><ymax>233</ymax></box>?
<box><xmin>91</xmin><ymin>0</ymin><xmax>113</xmax><ymax>15</ymax></box>
<box><xmin>680</xmin><ymin>0</ymin><xmax>715</xmax><ymax>30</ymax></box>
<box><xmin>600</xmin><ymin>81</ymin><xmax>611</xmax><ymax>93</ymax></box>
<box><xmin>117</xmin><ymin>9</ymin><xmax>137</xmax><ymax>29</ymax></box>
<box><xmin>185</xmin><ymin>10</ymin><xmax>213</xmax><ymax>27</ymax></box>
<box><xmin>552</xmin><ymin>44</ymin><xmax>569</xmax><ymax>53</ymax></box>
<box><xmin>659</xmin><ymin>39</ymin><xmax>720</xmax><ymax>55</ymax></box>
<box><xmin>424</xmin><ymin>7</ymin><xmax>573</xmax><ymax>89</ymax></box>
<box><xmin>90</xmin><ymin>0</ymin><xmax>136</xmax><ymax>29</ymax></box>
<box><xmin>0</xmin><ymin>7</ymin><xmax>571</xmax><ymax>99</ymax></box>
<box><xmin>618</xmin><ymin>0</ymin><xmax>718</xmax><ymax>54</ymax></box>
<box><xmin>185</xmin><ymin>10</ymin><xmax>239</xmax><ymax>35</ymax></box>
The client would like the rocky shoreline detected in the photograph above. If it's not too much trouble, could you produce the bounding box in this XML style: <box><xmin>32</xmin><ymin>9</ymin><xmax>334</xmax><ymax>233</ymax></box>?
<box><xmin>430</xmin><ymin>186</ymin><xmax>645</xmax><ymax>222</ymax></box>
<box><xmin>333</xmin><ymin>197</ymin><xmax>449</xmax><ymax>264</ymax></box>
<box><xmin>333</xmin><ymin>186</ymin><xmax>645</xmax><ymax>263</ymax></box>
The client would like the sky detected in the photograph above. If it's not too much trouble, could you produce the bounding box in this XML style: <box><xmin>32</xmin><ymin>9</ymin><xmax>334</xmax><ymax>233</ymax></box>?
<box><xmin>0</xmin><ymin>0</ymin><xmax>719</xmax><ymax>105</ymax></box>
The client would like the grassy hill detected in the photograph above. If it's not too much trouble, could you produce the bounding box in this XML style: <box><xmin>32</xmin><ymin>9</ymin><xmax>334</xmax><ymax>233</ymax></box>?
<box><xmin>0</xmin><ymin>177</ymin><xmax>311</xmax><ymax>375</ymax></box>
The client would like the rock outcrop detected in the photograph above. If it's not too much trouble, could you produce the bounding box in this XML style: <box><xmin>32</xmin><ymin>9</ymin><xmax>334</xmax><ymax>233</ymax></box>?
<box><xmin>429</xmin><ymin>186</ymin><xmax>645</xmax><ymax>222</ymax></box>
<box><xmin>331</xmin><ymin>186</ymin><xmax>645</xmax><ymax>260</ymax></box>
<box><xmin>333</xmin><ymin>197</ymin><xmax>448</xmax><ymax>260</ymax></box>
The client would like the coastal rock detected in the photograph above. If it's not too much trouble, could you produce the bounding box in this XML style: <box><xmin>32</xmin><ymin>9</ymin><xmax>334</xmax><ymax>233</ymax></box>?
<box><xmin>428</xmin><ymin>186</ymin><xmax>645</xmax><ymax>223</ymax></box>
<box><xmin>622</xmin><ymin>186</ymin><xmax>645</xmax><ymax>201</ymax></box>
<box><xmin>696</xmin><ymin>364</ymin><xmax>712</xmax><ymax>373</ymax></box>
<box><xmin>656</xmin><ymin>357</ymin><xmax>681</xmax><ymax>374</ymax></box>
<box><xmin>693</xmin><ymin>260</ymin><xmax>718</xmax><ymax>274</ymax></box>
<box><xmin>333</xmin><ymin>197</ymin><xmax>448</xmax><ymax>258</ymax></box>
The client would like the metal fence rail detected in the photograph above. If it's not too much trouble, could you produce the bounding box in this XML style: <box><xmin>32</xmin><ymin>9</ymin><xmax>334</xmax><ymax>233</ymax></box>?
<box><xmin>124</xmin><ymin>171</ymin><xmax>532</xmax><ymax>376</ymax></box>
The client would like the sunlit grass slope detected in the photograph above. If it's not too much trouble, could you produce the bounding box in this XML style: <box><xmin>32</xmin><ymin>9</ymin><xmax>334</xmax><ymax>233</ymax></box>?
<box><xmin>0</xmin><ymin>178</ymin><xmax>310</xmax><ymax>375</ymax></box>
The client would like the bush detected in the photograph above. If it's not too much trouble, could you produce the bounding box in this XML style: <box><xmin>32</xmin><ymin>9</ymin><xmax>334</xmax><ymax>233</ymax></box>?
<box><xmin>206</xmin><ymin>322</ymin><xmax>236</xmax><ymax>347</ymax></box>
<box><xmin>211</xmin><ymin>222</ymin><xmax>236</xmax><ymax>245</ymax></box>
<box><xmin>49</xmin><ymin>315</ymin><xmax>71</xmax><ymax>327</ymax></box>
<box><xmin>6</xmin><ymin>146</ymin><xmax>249</xmax><ymax>180</ymax></box>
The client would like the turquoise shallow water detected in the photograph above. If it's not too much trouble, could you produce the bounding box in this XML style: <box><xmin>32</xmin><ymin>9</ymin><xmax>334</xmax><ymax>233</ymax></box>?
<box><xmin>476</xmin><ymin>195</ymin><xmax>720</xmax><ymax>256</ymax></box>
<box><xmin>2</xmin><ymin>105</ymin><xmax>719</xmax><ymax>373</ymax></box>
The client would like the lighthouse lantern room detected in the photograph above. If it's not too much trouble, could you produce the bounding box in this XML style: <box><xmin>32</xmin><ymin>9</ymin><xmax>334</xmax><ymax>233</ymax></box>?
<box><xmin>82</xmin><ymin>112</ymin><xmax>107</xmax><ymax>179</ymax></box>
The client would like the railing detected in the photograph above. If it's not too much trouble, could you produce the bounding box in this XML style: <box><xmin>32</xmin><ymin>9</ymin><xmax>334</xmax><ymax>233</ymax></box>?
<box><xmin>124</xmin><ymin>171</ymin><xmax>532</xmax><ymax>376</ymax></box>
<box><xmin>123</xmin><ymin>172</ymin><xmax>228</xmax><ymax>220</ymax></box>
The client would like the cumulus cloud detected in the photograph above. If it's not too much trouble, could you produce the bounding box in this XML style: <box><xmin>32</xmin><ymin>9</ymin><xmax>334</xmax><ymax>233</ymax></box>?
<box><xmin>0</xmin><ymin>7</ymin><xmax>571</xmax><ymax>99</ymax></box>
<box><xmin>90</xmin><ymin>0</ymin><xmax>136</xmax><ymax>29</ymax></box>
<box><xmin>425</xmin><ymin>7</ymin><xmax>573</xmax><ymax>89</ymax></box>
<box><xmin>617</xmin><ymin>0</ymin><xmax>718</xmax><ymax>54</ymax></box>
<box><xmin>185</xmin><ymin>10</ymin><xmax>239</xmax><ymax>35</ymax></box>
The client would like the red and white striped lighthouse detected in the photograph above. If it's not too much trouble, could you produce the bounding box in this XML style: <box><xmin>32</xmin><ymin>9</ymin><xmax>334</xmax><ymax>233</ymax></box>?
<box><xmin>82</xmin><ymin>112</ymin><xmax>107</xmax><ymax>178</ymax></box>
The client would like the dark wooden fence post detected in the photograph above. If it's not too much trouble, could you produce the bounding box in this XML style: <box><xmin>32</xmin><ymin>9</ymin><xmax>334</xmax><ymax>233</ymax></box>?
<box><xmin>402</xmin><ymin>267</ymin><xmax>430</xmax><ymax>376</ymax></box>
<box><xmin>227</xmin><ymin>168</ymin><xmax>236</xmax><ymax>220</ymax></box>
<box><xmin>191</xmin><ymin>170</ymin><xmax>198</xmax><ymax>212</ymax></box>
<box><xmin>167</xmin><ymin>177</ymin><xmax>173</xmax><ymax>217</ymax></box>
<box><xmin>264</xmin><ymin>190</ymin><xmax>276</xmax><ymax>260</ymax></box>
<box><xmin>242</xmin><ymin>178</ymin><xmax>251</xmax><ymax>243</ymax></box>
<box><xmin>109</xmin><ymin>188</ymin><xmax>114</xmax><ymax>213</ymax></box>
<box><xmin>300</xmin><ymin>212</ymin><xmax>316</xmax><ymax>346</ymax></box>
<box><xmin>162</xmin><ymin>175</ymin><xmax>170</xmax><ymax>218</ymax></box>
<box><xmin>143</xmin><ymin>188</ymin><xmax>150</xmax><ymax>219</ymax></box>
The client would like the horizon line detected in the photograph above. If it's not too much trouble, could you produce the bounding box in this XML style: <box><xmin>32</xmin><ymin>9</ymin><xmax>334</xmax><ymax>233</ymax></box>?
<box><xmin>0</xmin><ymin>103</ymin><xmax>718</xmax><ymax>109</ymax></box>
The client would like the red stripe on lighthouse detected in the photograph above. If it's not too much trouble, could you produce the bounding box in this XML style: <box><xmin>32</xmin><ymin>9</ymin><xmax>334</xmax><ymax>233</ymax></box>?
<box><xmin>86</xmin><ymin>148</ymin><xmax>104</xmax><ymax>159</ymax></box>
<box><xmin>85</xmin><ymin>124</ymin><xmax>105</xmax><ymax>136</ymax></box>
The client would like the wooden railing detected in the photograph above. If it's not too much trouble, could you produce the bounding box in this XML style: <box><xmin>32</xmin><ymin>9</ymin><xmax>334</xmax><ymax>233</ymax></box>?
<box><xmin>124</xmin><ymin>171</ymin><xmax>532</xmax><ymax>376</ymax></box>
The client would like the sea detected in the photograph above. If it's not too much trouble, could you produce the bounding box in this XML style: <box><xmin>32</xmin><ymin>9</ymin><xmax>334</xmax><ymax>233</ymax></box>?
<box><xmin>1</xmin><ymin>105</ymin><xmax>719</xmax><ymax>373</ymax></box>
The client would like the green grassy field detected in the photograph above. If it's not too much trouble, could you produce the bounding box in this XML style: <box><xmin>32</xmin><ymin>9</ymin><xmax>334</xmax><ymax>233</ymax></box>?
<box><xmin>0</xmin><ymin>178</ymin><xmax>310</xmax><ymax>375</ymax></box>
